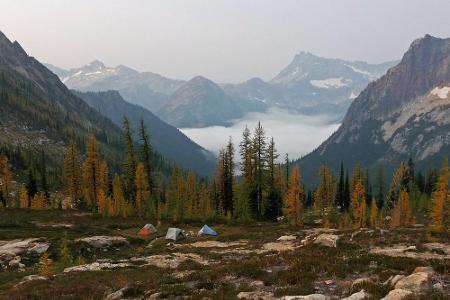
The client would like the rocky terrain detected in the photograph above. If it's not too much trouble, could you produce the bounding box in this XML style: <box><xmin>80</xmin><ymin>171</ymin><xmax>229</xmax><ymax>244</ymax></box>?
<box><xmin>0</xmin><ymin>210</ymin><xmax>448</xmax><ymax>299</ymax></box>
<box><xmin>298</xmin><ymin>35</ymin><xmax>450</xmax><ymax>185</ymax></box>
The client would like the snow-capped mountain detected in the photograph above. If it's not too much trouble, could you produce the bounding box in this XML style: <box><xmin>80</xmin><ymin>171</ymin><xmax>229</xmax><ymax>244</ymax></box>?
<box><xmin>45</xmin><ymin>61</ymin><xmax>185</xmax><ymax>112</ymax></box>
<box><xmin>225</xmin><ymin>52</ymin><xmax>398</xmax><ymax>118</ymax></box>
<box><xmin>297</xmin><ymin>35</ymin><xmax>450</xmax><ymax>185</ymax></box>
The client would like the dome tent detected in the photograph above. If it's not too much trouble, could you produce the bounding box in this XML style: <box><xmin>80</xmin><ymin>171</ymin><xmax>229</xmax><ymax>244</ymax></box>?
<box><xmin>138</xmin><ymin>224</ymin><xmax>157</xmax><ymax>236</ymax></box>
<box><xmin>198</xmin><ymin>224</ymin><xmax>217</xmax><ymax>236</ymax></box>
<box><xmin>165</xmin><ymin>228</ymin><xmax>186</xmax><ymax>241</ymax></box>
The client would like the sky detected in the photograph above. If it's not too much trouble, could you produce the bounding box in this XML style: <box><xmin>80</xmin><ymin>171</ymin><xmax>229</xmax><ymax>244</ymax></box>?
<box><xmin>181</xmin><ymin>108</ymin><xmax>340</xmax><ymax>161</ymax></box>
<box><xmin>1</xmin><ymin>0</ymin><xmax>450</xmax><ymax>83</ymax></box>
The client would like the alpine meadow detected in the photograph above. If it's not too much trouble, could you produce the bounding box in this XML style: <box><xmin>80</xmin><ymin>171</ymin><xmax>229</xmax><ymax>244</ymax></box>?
<box><xmin>0</xmin><ymin>1</ymin><xmax>450</xmax><ymax>299</ymax></box>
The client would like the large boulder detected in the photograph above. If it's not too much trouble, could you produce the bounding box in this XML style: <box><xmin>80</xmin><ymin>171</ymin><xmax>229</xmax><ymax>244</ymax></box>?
<box><xmin>75</xmin><ymin>236</ymin><xmax>129</xmax><ymax>249</ymax></box>
<box><xmin>381</xmin><ymin>289</ymin><xmax>413</xmax><ymax>300</ymax></box>
<box><xmin>0</xmin><ymin>238</ymin><xmax>49</xmax><ymax>268</ymax></box>
<box><xmin>314</xmin><ymin>234</ymin><xmax>339</xmax><ymax>248</ymax></box>
<box><xmin>394</xmin><ymin>272</ymin><xmax>432</xmax><ymax>292</ymax></box>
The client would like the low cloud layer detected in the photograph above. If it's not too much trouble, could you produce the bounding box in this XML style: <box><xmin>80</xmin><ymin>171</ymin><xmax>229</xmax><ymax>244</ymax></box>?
<box><xmin>181</xmin><ymin>108</ymin><xmax>340</xmax><ymax>162</ymax></box>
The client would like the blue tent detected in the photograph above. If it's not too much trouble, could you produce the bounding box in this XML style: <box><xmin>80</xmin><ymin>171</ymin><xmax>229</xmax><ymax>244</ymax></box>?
<box><xmin>198</xmin><ymin>225</ymin><xmax>217</xmax><ymax>236</ymax></box>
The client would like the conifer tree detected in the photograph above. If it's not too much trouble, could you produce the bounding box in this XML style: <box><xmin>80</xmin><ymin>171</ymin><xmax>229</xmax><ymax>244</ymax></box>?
<box><xmin>375</xmin><ymin>165</ymin><xmax>386</xmax><ymax>208</ymax></box>
<box><xmin>186</xmin><ymin>172</ymin><xmax>198</xmax><ymax>219</ymax></box>
<box><xmin>139</xmin><ymin>118</ymin><xmax>154</xmax><ymax>194</ymax></box>
<box><xmin>252</xmin><ymin>122</ymin><xmax>267</xmax><ymax>218</ymax></box>
<box><xmin>370</xmin><ymin>198</ymin><xmax>378</xmax><ymax>228</ymax></box>
<box><xmin>40</xmin><ymin>151</ymin><xmax>49</xmax><ymax>200</ymax></box>
<box><xmin>38</xmin><ymin>252</ymin><xmax>53</xmax><ymax>278</ymax></box>
<box><xmin>350</xmin><ymin>178</ymin><xmax>366</xmax><ymax>228</ymax></box>
<box><xmin>63</xmin><ymin>141</ymin><xmax>82</xmax><ymax>207</ymax></box>
<box><xmin>112</xmin><ymin>174</ymin><xmax>125</xmax><ymax>217</ymax></box>
<box><xmin>336</xmin><ymin>161</ymin><xmax>345</xmax><ymax>210</ymax></box>
<box><xmin>313</xmin><ymin>165</ymin><xmax>336</xmax><ymax>219</ymax></box>
<box><xmin>237</xmin><ymin>126</ymin><xmax>254</xmax><ymax>219</ymax></box>
<box><xmin>282</xmin><ymin>166</ymin><xmax>304</xmax><ymax>226</ymax></box>
<box><xmin>0</xmin><ymin>156</ymin><xmax>10</xmax><ymax>207</ymax></box>
<box><xmin>19</xmin><ymin>185</ymin><xmax>29</xmax><ymax>209</ymax></box>
<box><xmin>59</xmin><ymin>232</ymin><xmax>73</xmax><ymax>267</ymax></box>
<box><xmin>122</xmin><ymin>116</ymin><xmax>137</xmax><ymax>202</ymax></box>
<box><xmin>429</xmin><ymin>158</ymin><xmax>449</xmax><ymax>232</ymax></box>
<box><xmin>224</xmin><ymin>138</ymin><xmax>235</xmax><ymax>215</ymax></box>
<box><xmin>343</xmin><ymin>171</ymin><xmax>350</xmax><ymax>211</ymax></box>
<box><xmin>135</xmin><ymin>162</ymin><xmax>150</xmax><ymax>218</ymax></box>
<box><xmin>31</xmin><ymin>192</ymin><xmax>46</xmax><ymax>210</ymax></box>
<box><xmin>266</xmin><ymin>138</ymin><xmax>282</xmax><ymax>220</ymax></box>
<box><xmin>83</xmin><ymin>135</ymin><xmax>100</xmax><ymax>208</ymax></box>
<box><xmin>390</xmin><ymin>189</ymin><xmax>413</xmax><ymax>228</ymax></box>
<box><xmin>26</xmin><ymin>168</ymin><xmax>38</xmax><ymax>205</ymax></box>
<box><xmin>387</xmin><ymin>162</ymin><xmax>409</xmax><ymax>210</ymax></box>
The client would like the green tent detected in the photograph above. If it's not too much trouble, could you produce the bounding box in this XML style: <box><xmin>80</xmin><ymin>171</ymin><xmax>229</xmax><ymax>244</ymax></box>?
<box><xmin>165</xmin><ymin>228</ymin><xmax>185</xmax><ymax>241</ymax></box>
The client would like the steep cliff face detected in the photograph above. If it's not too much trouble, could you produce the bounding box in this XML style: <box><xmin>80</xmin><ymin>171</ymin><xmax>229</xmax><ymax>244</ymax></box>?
<box><xmin>297</xmin><ymin>35</ymin><xmax>450</xmax><ymax>185</ymax></box>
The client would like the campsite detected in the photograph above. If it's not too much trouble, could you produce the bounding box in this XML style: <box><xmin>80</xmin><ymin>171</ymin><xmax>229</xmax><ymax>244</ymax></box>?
<box><xmin>0</xmin><ymin>209</ymin><xmax>449</xmax><ymax>299</ymax></box>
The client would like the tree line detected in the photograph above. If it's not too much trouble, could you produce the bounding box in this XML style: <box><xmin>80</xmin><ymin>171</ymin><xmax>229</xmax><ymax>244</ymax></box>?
<box><xmin>0</xmin><ymin>121</ymin><xmax>449</xmax><ymax>232</ymax></box>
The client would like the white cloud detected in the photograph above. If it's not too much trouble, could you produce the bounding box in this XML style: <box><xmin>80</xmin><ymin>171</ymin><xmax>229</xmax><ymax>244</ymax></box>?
<box><xmin>181</xmin><ymin>108</ymin><xmax>340</xmax><ymax>162</ymax></box>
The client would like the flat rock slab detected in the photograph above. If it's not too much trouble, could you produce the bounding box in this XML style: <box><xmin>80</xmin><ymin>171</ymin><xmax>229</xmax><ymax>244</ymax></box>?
<box><xmin>314</xmin><ymin>234</ymin><xmax>339</xmax><ymax>248</ymax></box>
<box><xmin>75</xmin><ymin>236</ymin><xmax>129</xmax><ymax>249</ymax></box>
<box><xmin>0</xmin><ymin>238</ymin><xmax>49</xmax><ymax>267</ymax></box>
<box><xmin>131</xmin><ymin>252</ymin><xmax>209</xmax><ymax>269</ymax></box>
<box><xmin>341</xmin><ymin>290</ymin><xmax>369</xmax><ymax>300</ymax></box>
<box><xmin>370</xmin><ymin>244</ymin><xmax>449</xmax><ymax>260</ymax></box>
<box><xmin>277</xmin><ymin>235</ymin><xmax>297</xmax><ymax>241</ymax></box>
<box><xmin>261</xmin><ymin>241</ymin><xmax>300</xmax><ymax>252</ymax></box>
<box><xmin>64</xmin><ymin>261</ymin><xmax>132</xmax><ymax>272</ymax></box>
<box><xmin>189</xmin><ymin>240</ymin><xmax>248</xmax><ymax>248</ymax></box>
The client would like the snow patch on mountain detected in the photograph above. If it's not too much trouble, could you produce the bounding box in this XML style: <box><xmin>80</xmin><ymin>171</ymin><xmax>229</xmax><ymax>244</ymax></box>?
<box><xmin>430</xmin><ymin>86</ymin><xmax>450</xmax><ymax>99</ymax></box>
<box><xmin>310</xmin><ymin>77</ymin><xmax>351</xmax><ymax>89</ymax></box>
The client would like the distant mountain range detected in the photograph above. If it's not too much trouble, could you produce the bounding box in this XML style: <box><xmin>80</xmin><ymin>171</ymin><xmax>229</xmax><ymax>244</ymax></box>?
<box><xmin>47</xmin><ymin>53</ymin><xmax>397</xmax><ymax>128</ymax></box>
<box><xmin>0</xmin><ymin>31</ymin><xmax>215</xmax><ymax>177</ymax></box>
<box><xmin>297</xmin><ymin>35</ymin><xmax>450</xmax><ymax>185</ymax></box>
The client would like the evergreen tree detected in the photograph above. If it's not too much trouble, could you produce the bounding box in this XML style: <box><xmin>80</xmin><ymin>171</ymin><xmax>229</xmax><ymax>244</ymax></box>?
<box><xmin>26</xmin><ymin>168</ymin><xmax>38</xmax><ymax>206</ymax></box>
<box><xmin>135</xmin><ymin>162</ymin><xmax>150</xmax><ymax>218</ymax></box>
<box><xmin>122</xmin><ymin>116</ymin><xmax>137</xmax><ymax>202</ymax></box>
<box><xmin>343</xmin><ymin>171</ymin><xmax>350</xmax><ymax>211</ymax></box>
<box><xmin>40</xmin><ymin>151</ymin><xmax>49</xmax><ymax>200</ymax></box>
<box><xmin>59</xmin><ymin>232</ymin><xmax>73</xmax><ymax>267</ymax></box>
<box><xmin>112</xmin><ymin>174</ymin><xmax>125</xmax><ymax>217</ymax></box>
<box><xmin>139</xmin><ymin>118</ymin><xmax>154</xmax><ymax>194</ymax></box>
<box><xmin>375</xmin><ymin>165</ymin><xmax>386</xmax><ymax>208</ymax></box>
<box><xmin>252</xmin><ymin>122</ymin><xmax>267</xmax><ymax>218</ymax></box>
<box><xmin>336</xmin><ymin>161</ymin><xmax>345</xmax><ymax>210</ymax></box>
<box><xmin>370</xmin><ymin>198</ymin><xmax>378</xmax><ymax>228</ymax></box>
<box><xmin>265</xmin><ymin>138</ymin><xmax>282</xmax><ymax>220</ymax></box>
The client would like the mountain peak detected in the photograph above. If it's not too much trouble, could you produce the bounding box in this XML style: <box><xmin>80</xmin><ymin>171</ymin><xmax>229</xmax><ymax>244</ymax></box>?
<box><xmin>86</xmin><ymin>59</ymin><xmax>106</xmax><ymax>69</ymax></box>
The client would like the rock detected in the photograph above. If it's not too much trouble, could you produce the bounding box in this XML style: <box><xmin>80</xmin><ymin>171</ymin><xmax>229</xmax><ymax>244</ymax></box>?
<box><xmin>237</xmin><ymin>291</ymin><xmax>276</xmax><ymax>299</ymax></box>
<box><xmin>413</xmin><ymin>266</ymin><xmax>434</xmax><ymax>275</ymax></box>
<box><xmin>8</xmin><ymin>256</ymin><xmax>22</xmax><ymax>269</ymax></box>
<box><xmin>381</xmin><ymin>289</ymin><xmax>413</xmax><ymax>300</ymax></box>
<box><xmin>131</xmin><ymin>252</ymin><xmax>209</xmax><ymax>269</ymax></box>
<box><xmin>433</xmin><ymin>282</ymin><xmax>444</xmax><ymax>292</ymax></box>
<box><xmin>384</xmin><ymin>275</ymin><xmax>405</xmax><ymax>287</ymax></box>
<box><xmin>394</xmin><ymin>272</ymin><xmax>432</xmax><ymax>292</ymax></box>
<box><xmin>15</xmin><ymin>274</ymin><xmax>47</xmax><ymax>287</ymax></box>
<box><xmin>281</xmin><ymin>294</ymin><xmax>330</xmax><ymax>300</ymax></box>
<box><xmin>324</xmin><ymin>279</ymin><xmax>333</xmax><ymax>285</ymax></box>
<box><xmin>105</xmin><ymin>285</ymin><xmax>136</xmax><ymax>300</ymax></box>
<box><xmin>277</xmin><ymin>235</ymin><xmax>296</xmax><ymax>241</ymax></box>
<box><xmin>0</xmin><ymin>238</ymin><xmax>50</xmax><ymax>268</ymax></box>
<box><xmin>370</xmin><ymin>244</ymin><xmax>449</xmax><ymax>260</ymax></box>
<box><xmin>314</xmin><ymin>234</ymin><xmax>339</xmax><ymax>248</ymax></box>
<box><xmin>64</xmin><ymin>261</ymin><xmax>132</xmax><ymax>272</ymax></box>
<box><xmin>342</xmin><ymin>290</ymin><xmax>369</xmax><ymax>300</ymax></box>
<box><xmin>351</xmin><ymin>277</ymin><xmax>372</xmax><ymax>290</ymax></box>
<box><xmin>146</xmin><ymin>292</ymin><xmax>161</xmax><ymax>300</ymax></box>
<box><xmin>260</xmin><ymin>241</ymin><xmax>299</xmax><ymax>252</ymax></box>
<box><xmin>189</xmin><ymin>240</ymin><xmax>247</xmax><ymax>248</ymax></box>
<box><xmin>75</xmin><ymin>236</ymin><xmax>129</xmax><ymax>249</ymax></box>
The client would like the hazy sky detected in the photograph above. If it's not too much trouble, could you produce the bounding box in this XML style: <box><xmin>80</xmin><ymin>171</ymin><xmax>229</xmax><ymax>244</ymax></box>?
<box><xmin>1</xmin><ymin>0</ymin><xmax>450</xmax><ymax>83</ymax></box>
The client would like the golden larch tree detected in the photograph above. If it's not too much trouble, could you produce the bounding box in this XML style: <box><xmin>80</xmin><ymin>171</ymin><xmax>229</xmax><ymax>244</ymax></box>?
<box><xmin>282</xmin><ymin>166</ymin><xmax>304</xmax><ymax>226</ymax></box>
<box><xmin>0</xmin><ymin>156</ymin><xmax>11</xmax><ymax>207</ymax></box>
<box><xmin>83</xmin><ymin>135</ymin><xmax>101</xmax><ymax>208</ymax></box>
<box><xmin>370</xmin><ymin>198</ymin><xmax>378</xmax><ymax>228</ymax></box>
<box><xmin>351</xmin><ymin>179</ymin><xmax>366</xmax><ymax>228</ymax></box>
<box><xmin>63</xmin><ymin>141</ymin><xmax>82</xmax><ymax>207</ymax></box>
<box><xmin>429</xmin><ymin>158</ymin><xmax>449</xmax><ymax>232</ymax></box>
<box><xmin>19</xmin><ymin>185</ymin><xmax>29</xmax><ymax>209</ymax></box>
